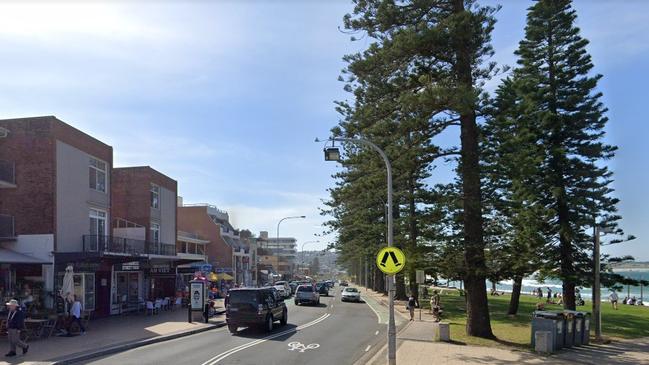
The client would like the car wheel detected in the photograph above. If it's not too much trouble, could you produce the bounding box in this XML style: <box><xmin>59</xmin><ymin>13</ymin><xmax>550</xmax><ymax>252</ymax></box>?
<box><xmin>265</xmin><ymin>315</ymin><xmax>274</xmax><ymax>333</ymax></box>
<box><xmin>228</xmin><ymin>324</ymin><xmax>237</xmax><ymax>334</ymax></box>
<box><xmin>295</xmin><ymin>300</ymin><xmax>299</xmax><ymax>305</ymax></box>
<box><xmin>280</xmin><ymin>309</ymin><xmax>288</xmax><ymax>326</ymax></box>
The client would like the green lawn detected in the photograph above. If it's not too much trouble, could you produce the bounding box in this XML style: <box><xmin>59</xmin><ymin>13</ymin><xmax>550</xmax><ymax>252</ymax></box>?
<box><xmin>424</xmin><ymin>289</ymin><xmax>649</xmax><ymax>348</ymax></box>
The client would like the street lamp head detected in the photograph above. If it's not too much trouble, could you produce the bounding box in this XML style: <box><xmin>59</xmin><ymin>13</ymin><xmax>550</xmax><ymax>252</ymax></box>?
<box><xmin>324</xmin><ymin>147</ymin><xmax>341</xmax><ymax>162</ymax></box>
<box><xmin>299</xmin><ymin>215</ymin><xmax>306</xmax><ymax>218</ymax></box>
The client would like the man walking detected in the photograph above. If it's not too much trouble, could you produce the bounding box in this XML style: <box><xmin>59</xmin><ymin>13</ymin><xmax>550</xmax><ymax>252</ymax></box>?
<box><xmin>609</xmin><ymin>290</ymin><xmax>619</xmax><ymax>310</ymax></box>
<box><xmin>68</xmin><ymin>295</ymin><xmax>85</xmax><ymax>334</ymax></box>
<box><xmin>5</xmin><ymin>299</ymin><xmax>28</xmax><ymax>357</ymax></box>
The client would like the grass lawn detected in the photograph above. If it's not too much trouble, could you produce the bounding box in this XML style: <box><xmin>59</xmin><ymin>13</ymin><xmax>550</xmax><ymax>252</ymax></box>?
<box><xmin>423</xmin><ymin>289</ymin><xmax>649</xmax><ymax>348</ymax></box>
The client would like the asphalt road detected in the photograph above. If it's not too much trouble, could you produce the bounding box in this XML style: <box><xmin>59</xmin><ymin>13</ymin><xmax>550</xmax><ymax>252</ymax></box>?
<box><xmin>87</xmin><ymin>286</ymin><xmax>387</xmax><ymax>365</ymax></box>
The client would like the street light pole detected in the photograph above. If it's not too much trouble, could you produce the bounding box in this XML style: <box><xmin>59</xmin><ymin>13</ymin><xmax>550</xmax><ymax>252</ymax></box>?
<box><xmin>277</xmin><ymin>215</ymin><xmax>306</xmax><ymax>278</ymax></box>
<box><xmin>319</xmin><ymin>136</ymin><xmax>396</xmax><ymax>365</ymax></box>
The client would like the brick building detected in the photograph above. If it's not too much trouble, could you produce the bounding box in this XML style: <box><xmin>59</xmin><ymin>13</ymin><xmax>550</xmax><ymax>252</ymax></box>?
<box><xmin>0</xmin><ymin>116</ymin><xmax>114</xmax><ymax>316</ymax></box>
<box><xmin>111</xmin><ymin>166</ymin><xmax>180</xmax><ymax>311</ymax></box>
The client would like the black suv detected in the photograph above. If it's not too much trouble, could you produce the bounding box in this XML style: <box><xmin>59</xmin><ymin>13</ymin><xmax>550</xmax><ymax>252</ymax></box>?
<box><xmin>225</xmin><ymin>287</ymin><xmax>288</xmax><ymax>334</ymax></box>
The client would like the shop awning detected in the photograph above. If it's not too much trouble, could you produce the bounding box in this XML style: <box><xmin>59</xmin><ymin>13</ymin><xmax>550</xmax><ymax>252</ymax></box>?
<box><xmin>217</xmin><ymin>273</ymin><xmax>234</xmax><ymax>281</ymax></box>
<box><xmin>0</xmin><ymin>248</ymin><xmax>52</xmax><ymax>264</ymax></box>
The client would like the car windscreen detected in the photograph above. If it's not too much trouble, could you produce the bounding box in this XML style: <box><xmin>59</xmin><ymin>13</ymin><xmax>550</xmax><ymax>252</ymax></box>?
<box><xmin>297</xmin><ymin>286</ymin><xmax>314</xmax><ymax>292</ymax></box>
<box><xmin>228</xmin><ymin>291</ymin><xmax>258</xmax><ymax>304</ymax></box>
<box><xmin>344</xmin><ymin>288</ymin><xmax>358</xmax><ymax>293</ymax></box>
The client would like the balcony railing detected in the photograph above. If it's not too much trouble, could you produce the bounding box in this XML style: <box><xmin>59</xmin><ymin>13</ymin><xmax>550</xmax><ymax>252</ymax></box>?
<box><xmin>83</xmin><ymin>235</ymin><xmax>146</xmax><ymax>255</ymax></box>
<box><xmin>0</xmin><ymin>161</ymin><xmax>15</xmax><ymax>186</ymax></box>
<box><xmin>0</xmin><ymin>215</ymin><xmax>15</xmax><ymax>240</ymax></box>
<box><xmin>147</xmin><ymin>242</ymin><xmax>176</xmax><ymax>256</ymax></box>
<box><xmin>83</xmin><ymin>236</ymin><xmax>176</xmax><ymax>257</ymax></box>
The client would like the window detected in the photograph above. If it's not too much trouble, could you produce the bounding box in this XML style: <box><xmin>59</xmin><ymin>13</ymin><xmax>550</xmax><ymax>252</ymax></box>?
<box><xmin>89</xmin><ymin>157</ymin><xmax>107</xmax><ymax>192</ymax></box>
<box><xmin>196</xmin><ymin>244</ymin><xmax>205</xmax><ymax>255</ymax></box>
<box><xmin>180</xmin><ymin>241</ymin><xmax>187</xmax><ymax>254</ymax></box>
<box><xmin>89</xmin><ymin>209</ymin><xmax>107</xmax><ymax>250</ymax></box>
<box><xmin>150</xmin><ymin>184</ymin><xmax>160</xmax><ymax>209</ymax></box>
<box><xmin>150</xmin><ymin>222</ymin><xmax>160</xmax><ymax>243</ymax></box>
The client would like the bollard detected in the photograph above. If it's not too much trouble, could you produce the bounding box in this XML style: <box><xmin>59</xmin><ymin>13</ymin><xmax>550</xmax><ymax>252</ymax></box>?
<box><xmin>432</xmin><ymin>322</ymin><xmax>450</xmax><ymax>342</ymax></box>
<box><xmin>188</xmin><ymin>302</ymin><xmax>192</xmax><ymax>323</ymax></box>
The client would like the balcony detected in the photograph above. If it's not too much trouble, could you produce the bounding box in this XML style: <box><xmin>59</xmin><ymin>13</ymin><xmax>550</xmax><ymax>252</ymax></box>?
<box><xmin>0</xmin><ymin>215</ymin><xmax>15</xmax><ymax>241</ymax></box>
<box><xmin>83</xmin><ymin>236</ymin><xmax>177</xmax><ymax>257</ymax></box>
<box><xmin>83</xmin><ymin>235</ymin><xmax>146</xmax><ymax>256</ymax></box>
<box><xmin>0</xmin><ymin>161</ymin><xmax>16</xmax><ymax>188</ymax></box>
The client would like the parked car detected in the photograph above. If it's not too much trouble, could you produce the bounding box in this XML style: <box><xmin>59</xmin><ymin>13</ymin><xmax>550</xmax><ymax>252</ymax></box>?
<box><xmin>288</xmin><ymin>281</ymin><xmax>299</xmax><ymax>294</ymax></box>
<box><xmin>294</xmin><ymin>284</ymin><xmax>320</xmax><ymax>306</ymax></box>
<box><xmin>274</xmin><ymin>285</ymin><xmax>290</xmax><ymax>299</ymax></box>
<box><xmin>225</xmin><ymin>288</ymin><xmax>288</xmax><ymax>334</ymax></box>
<box><xmin>316</xmin><ymin>282</ymin><xmax>329</xmax><ymax>296</ymax></box>
<box><xmin>341</xmin><ymin>287</ymin><xmax>361</xmax><ymax>302</ymax></box>
<box><xmin>325</xmin><ymin>280</ymin><xmax>335</xmax><ymax>289</ymax></box>
<box><xmin>274</xmin><ymin>281</ymin><xmax>291</xmax><ymax>297</ymax></box>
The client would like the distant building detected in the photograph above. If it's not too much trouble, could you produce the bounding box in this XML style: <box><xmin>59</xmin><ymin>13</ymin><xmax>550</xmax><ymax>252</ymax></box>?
<box><xmin>256</xmin><ymin>231</ymin><xmax>297</xmax><ymax>279</ymax></box>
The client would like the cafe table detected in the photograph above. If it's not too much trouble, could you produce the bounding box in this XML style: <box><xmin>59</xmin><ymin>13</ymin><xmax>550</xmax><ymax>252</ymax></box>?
<box><xmin>24</xmin><ymin>318</ymin><xmax>48</xmax><ymax>340</ymax></box>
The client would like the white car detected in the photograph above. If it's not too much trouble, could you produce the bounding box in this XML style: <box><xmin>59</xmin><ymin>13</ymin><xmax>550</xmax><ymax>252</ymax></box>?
<box><xmin>274</xmin><ymin>285</ymin><xmax>289</xmax><ymax>299</ymax></box>
<box><xmin>341</xmin><ymin>287</ymin><xmax>361</xmax><ymax>302</ymax></box>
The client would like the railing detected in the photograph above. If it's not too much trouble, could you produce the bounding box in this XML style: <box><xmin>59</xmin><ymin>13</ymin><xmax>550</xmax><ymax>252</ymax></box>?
<box><xmin>147</xmin><ymin>242</ymin><xmax>176</xmax><ymax>256</ymax></box>
<box><xmin>83</xmin><ymin>236</ymin><xmax>176</xmax><ymax>256</ymax></box>
<box><xmin>177</xmin><ymin>230</ymin><xmax>207</xmax><ymax>241</ymax></box>
<box><xmin>0</xmin><ymin>161</ymin><xmax>15</xmax><ymax>185</ymax></box>
<box><xmin>0</xmin><ymin>214</ymin><xmax>15</xmax><ymax>239</ymax></box>
<box><xmin>83</xmin><ymin>235</ymin><xmax>146</xmax><ymax>255</ymax></box>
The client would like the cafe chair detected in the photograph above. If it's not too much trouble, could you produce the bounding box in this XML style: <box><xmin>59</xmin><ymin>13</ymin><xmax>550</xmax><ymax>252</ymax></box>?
<box><xmin>41</xmin><ymin>318</ymin><xmax>58</xmax><ymax>339</ymax></box>
<box><xmin>145</xmin><ymin>301</ymin><xmax>155</xmax><ymax>316</ymax></box>
<box><xmin>173</xmin><ymin>297</ymin><xmax>182</xmax><ymax>311</ymax></box>
<box><xmin>154</xmin><ymin>299</ymin><xmax>162</xmax><ymax>314</ymax></box>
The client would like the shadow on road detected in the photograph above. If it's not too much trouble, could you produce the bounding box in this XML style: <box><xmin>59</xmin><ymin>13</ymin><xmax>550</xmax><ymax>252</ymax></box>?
<box><xmin>230</xmin><ymin>323</ymin><xmax>299</xmax><ymax>342</ymax></box>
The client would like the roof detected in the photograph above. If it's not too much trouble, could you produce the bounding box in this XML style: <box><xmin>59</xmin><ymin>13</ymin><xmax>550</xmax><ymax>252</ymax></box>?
<box><xmin>0</xmin><ymin>248</ymin><xmax>52</xmax><ymax>264</ymax></box>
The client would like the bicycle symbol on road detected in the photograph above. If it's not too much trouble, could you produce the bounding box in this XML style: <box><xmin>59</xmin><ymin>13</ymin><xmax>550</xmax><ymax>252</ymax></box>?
<box><xmin>288</xmin><ymin>341</ymin><xmax>320</xmax><ymax>353</ymax></box>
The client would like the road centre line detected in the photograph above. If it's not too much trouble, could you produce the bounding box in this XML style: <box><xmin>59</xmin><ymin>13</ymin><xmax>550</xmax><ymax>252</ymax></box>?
<box><xmin>365</xmin><ymin>345</ymin><xmax>371</xmax><ymax>352</ymax></box>
<box><xmin>201</xmin><ymin>313</ymin><xmax>331</xmax><ymax>365</ymax></box>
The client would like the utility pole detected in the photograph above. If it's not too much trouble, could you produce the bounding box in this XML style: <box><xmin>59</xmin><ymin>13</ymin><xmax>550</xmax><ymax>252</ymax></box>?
<box><xmin>320</xmin><ymin>136</ymin><xmax>396</xmax><ymax>365</ymax></box>
<box><xmin>593</xmin><ymin>225</ymin><xmax>602</xmax><ymax>341</ymax></box>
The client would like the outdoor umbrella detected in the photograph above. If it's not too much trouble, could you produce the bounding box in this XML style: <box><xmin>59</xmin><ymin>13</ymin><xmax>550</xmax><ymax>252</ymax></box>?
<box><xmin>60</xmin><ymin>265</ymin><xmax>75</xmax><ymax>303</ymax></box>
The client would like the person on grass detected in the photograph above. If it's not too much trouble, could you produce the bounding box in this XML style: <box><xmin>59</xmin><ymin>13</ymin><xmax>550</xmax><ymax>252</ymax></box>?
<box><xmin>609</xmin><ymin>290</ymin><xmax>619</xmax><ymax>310</ymax></box>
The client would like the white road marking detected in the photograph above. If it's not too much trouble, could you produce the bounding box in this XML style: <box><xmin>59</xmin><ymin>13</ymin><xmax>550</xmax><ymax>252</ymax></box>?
<box><xmin>365</xmin><ymin>345</ymin><xmax>371</xmax><ymax>352</ymax></box>
<box><xmin>364</xmin><ymin>297</ymin><xmax>383</xmax><ymax>323</ymax></box>
<box><xmin>288</xmin><ymin>342</ymin><xmax>320</xmax><ymax>352</ymax></box>
<box><xmin>375</xmin><ymin>330</ymin><xmax>379</xmax><ymax>336</ymax></box>
<box><xmin>201</xmin><ymin>313</ymin><xmax>331</xmax><ymax>365</ymax></box>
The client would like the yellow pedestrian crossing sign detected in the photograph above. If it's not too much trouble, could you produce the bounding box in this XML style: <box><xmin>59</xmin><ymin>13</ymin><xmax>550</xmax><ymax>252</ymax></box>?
<box><xmin>376</xmin><ymin>247</ymin><xmax>406</xmax><ymax>275</ymax></box>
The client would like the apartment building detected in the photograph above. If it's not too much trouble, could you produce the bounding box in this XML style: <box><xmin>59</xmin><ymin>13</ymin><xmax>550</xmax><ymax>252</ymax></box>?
<box><xmin>111</xmin><ymin>166</ymin><xmax>179</xmax><ymax>313</ymax></box>
<box><xmin>177</xmin><ymin>203</ymin><xmax>253</xmax><ymax>287</ymax></box>
<box><xmin>0</xmin><ymin>116</ymin><xmax>113</xmax><ymax>316</ymax></box>
<box><xmin>256</xmin><ymin>231</ymin><xmax>297</xmax><ymax>279</ymax></box>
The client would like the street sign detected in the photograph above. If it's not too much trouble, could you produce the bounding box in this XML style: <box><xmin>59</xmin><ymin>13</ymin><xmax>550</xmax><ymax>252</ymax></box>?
<box><xmin>376</xmin><ymin>247</ymin><xmax>406</xmax><ymax>275</ymax></box>
<box><xmin>416</xmin><ymin>270</ymin><xmax>425</xmax><ymax>284</ymax></box>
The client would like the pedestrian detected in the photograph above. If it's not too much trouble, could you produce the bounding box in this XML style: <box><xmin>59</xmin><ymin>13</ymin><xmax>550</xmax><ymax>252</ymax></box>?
<box><xmin>546</xmin><ymin>287</ymin><xmax>552</xmax><ymax>303</ymax></box>
<box><xmin>537</xmin><ymin>288</ymin><xmax>543</xmax><ymax>298</ymax></box>
<box><xmin>609</xmin><ymin>290</ymin><xmax>619</xmax><ymax>310</ymax></box>
<box><xmin>5</xmin><ymin>299</ymin><xmax>28</xmax><ymax>357</ymax></box>
<box><xmin>406</xmin><ymin>294</ymin><xmax>418</xmax><ymax>321</ymax></box>
<box><xmin>67</xmin><ymin>295</ymin><xmax>85</xmax><ymax>335</ymax></box>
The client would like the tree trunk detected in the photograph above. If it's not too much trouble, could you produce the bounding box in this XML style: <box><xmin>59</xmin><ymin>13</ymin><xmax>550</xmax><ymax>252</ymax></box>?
<box><xmin>453</xmin><ymin>0</ymin><xmax>494</xmax><ymax>339</ymax></box>
<box><xmin>508</xmin><ymin>275</ymin><xmax>523</xmax><ymax>315</ymax></box>
<box><xmin>409</xmin><ymin>269</ymin><xmax>419</xmax><ymax>299</ymax></box>
<box><xmin>395</xmin><ymin>273</ymin><xmax>407</xmax><ymax>300</ymax></box>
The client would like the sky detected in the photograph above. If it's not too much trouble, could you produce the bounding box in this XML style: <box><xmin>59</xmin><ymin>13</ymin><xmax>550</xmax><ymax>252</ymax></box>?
<box><xmin>0</xmin><ymin>0</ymin><xmax>647</xmax><ymax>260</ymax></box>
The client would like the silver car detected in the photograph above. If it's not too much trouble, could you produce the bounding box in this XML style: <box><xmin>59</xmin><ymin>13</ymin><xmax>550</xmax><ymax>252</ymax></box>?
<box><xmin>341</xmin><ymin>287</ymin><xmax>361</xmax><ymax>302</ymax></box>
<box><xmin>294</xmin><ymin>284</ymin><xmax>320</xmax><ymax>306</ymax></box>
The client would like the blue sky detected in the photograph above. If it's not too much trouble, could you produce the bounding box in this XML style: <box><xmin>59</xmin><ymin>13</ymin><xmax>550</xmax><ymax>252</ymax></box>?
<box><xmin>0</xmin><ymin>1</ymin><xmax>647</xmax><ymax>260</ymax></box>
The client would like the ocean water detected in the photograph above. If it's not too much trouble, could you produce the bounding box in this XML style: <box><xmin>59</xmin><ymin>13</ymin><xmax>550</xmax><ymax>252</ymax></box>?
<box><xmin>444</xmin><ymin>269</ymin><xmax>649</xmax><ymax>303</ymax></box>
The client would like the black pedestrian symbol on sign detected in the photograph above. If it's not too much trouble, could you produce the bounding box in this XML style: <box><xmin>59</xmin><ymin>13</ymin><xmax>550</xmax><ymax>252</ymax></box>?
<box><xmin>380</xmin><ymin>251</ymin><xmax>402</xmax><ymax>268</ymax></box>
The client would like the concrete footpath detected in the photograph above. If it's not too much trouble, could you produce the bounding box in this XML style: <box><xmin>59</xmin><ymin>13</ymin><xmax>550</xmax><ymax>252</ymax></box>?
<box><xmin>359</xmin><ymin>287</ymin><xmax>649</xmax><ymax>365</ymax></box>
<box><xmin>0</xmin><ymin>305</ymin><xmax>225</xmax><ymax>365</ymax></box>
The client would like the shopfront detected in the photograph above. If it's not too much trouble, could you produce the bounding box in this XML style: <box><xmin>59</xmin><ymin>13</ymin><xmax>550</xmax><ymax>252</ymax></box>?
<box><xmin>147</xmin><ymin>261</ymin><xmax>175</xmax><ymax>299</ymax></box>
<box><xmin>111</xmin><ymin>260</ymin><xmax>144</xmax><ymax>314</ymax></box>
<box><xmin>53</xmin><ymin>258</ymin><xmax>112</xmax><ymax>317</ymax></box>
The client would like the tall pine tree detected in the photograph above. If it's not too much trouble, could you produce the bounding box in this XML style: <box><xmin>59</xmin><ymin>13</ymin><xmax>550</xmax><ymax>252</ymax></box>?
<box><xmin>510</xmin><ymin>0</ymin><xmax>622</xmax><ymax>310</ymax></box>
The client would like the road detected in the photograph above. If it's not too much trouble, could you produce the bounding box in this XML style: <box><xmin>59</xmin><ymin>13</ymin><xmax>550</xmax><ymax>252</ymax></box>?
<box><xmin>87</xmin><ymin>286</ymin><xmax>390</xmax><ymax>365</ymax></box>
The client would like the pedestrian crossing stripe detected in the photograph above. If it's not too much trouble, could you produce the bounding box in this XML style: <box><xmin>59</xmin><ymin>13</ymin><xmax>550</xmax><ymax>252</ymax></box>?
<box><xmin>375</xmin><ymin>247</ymin><xmax>406</xmax><ymax>275</ymax></box>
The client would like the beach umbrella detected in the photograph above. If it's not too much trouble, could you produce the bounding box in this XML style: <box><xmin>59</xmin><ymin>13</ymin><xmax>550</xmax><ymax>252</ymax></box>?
<box><xmin>60</xmin><ymin>265</ymin><xmax>75</xmax><ymax>303</ymax></box>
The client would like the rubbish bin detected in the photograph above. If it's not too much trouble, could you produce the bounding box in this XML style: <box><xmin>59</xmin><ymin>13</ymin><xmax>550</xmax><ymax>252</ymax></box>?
<box><xmin>564</xmin><ymin>310</ymin><xmax>590</xmax><ymax>346</ymax></box>
<box><xmin>565</xmin><ymin>311</ymin><xmax>584</xmax><ymax>346</ymax></box>
<box><xmin>562</xmin><ymin>311</ymin><xmax>575</xmax><ymax>348</ymax></box>
<box><xmin>531</xmin><ymin>311</ymin><xmax>564</xmax><ymax>352</ymax></box>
